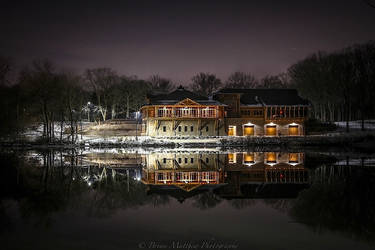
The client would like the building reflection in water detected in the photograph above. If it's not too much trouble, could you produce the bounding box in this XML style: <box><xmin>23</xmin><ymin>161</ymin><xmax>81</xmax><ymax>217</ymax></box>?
<box><xmin>140</xmin><ymin>152</ymin><xmax>308</xmax><ymax>194</ymax></box>
<box><xmin>79</xmin><ymin>151</ymin><xmax>309</xmax><ymax>197</ymax></box>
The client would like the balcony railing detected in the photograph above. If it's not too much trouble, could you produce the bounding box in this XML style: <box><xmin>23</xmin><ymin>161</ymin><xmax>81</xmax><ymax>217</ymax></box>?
<box><xmin>155</xmin><ymin>171</ymin><xmax>219</xmax><ymax>183</ymax></box>
<box><xmin>266</xmin><ymin>106</ymin><xmax>308</xmax><ymax>120</ymax></box>
<box><xmin>156</xmin><ymin>107</ymin><xmax>218</xmax><ymax>118</ymax></box>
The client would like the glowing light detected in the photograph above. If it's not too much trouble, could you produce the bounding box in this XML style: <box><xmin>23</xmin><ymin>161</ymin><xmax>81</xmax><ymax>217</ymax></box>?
<box><xmin>289</xmin><ymin>122</ymin><xmax>298</xmax><ymax>126</ymax></box>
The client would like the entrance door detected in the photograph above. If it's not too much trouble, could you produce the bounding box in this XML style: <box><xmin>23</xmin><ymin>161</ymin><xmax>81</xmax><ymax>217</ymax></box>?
<box><xmin>243</xmin><ymin>125</ymin><xmax>254</xmax><ymax>136</ymax></box>
<box><xmin>265</xmin><ymin>125</ymin><xmax>276</xmax><ymax>136</ymax></box>
<box><xmin>228</xmin><ymin>126</ymin><xmax>236</xmax><ymax>136</ymax></box>
<box><xmin>288</xmin><ymin>125</ymin><xmax>299</xmax><ymax>136</ymax></box>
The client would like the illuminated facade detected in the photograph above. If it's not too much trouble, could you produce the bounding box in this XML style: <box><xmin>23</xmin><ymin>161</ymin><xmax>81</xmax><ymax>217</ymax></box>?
<box><xmin>141</xmin><ymin>86</ymin><xmax>226</xmax><ymax>137</ymax></box>
<box><xmin>141</xmin><ymin>87</ymin><xmax>309</xmax><ymax>137</ymax></box>
<box><xmin>214</xmin><ymin>88</ymin><xmax>310</xmax><ymax>136</ymax></box>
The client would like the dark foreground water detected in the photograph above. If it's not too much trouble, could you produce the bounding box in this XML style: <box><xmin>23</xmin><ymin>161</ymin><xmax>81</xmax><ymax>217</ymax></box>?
<box><xmin>0</xmin><ymin>149</ymin><xmax>374</xmax><ymax>250</ymax></box>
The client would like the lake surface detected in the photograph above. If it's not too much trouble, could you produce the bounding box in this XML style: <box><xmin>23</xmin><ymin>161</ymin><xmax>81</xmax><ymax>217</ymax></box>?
<box><xmin>0</xmin><ymin>148</ymin><xmax>374</xmax><ymax>250</ymax></box>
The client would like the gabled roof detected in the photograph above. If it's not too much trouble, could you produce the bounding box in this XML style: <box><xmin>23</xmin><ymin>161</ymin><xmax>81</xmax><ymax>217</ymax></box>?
<box><xmin>215</xmin><ymin>88</ymin><xmax>310</xmax><ymax>106</ymax></box>
<box><xmin>147</xmin><ymin>86</ymin><xmax>225</xmax><ymax>106</ymax></box>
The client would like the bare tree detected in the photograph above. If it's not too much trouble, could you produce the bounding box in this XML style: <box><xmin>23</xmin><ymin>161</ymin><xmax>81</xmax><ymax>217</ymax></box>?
<box><xmin>258</xmin><ymin>74</ymin><xmax>287</xmax><ymax>89</ymax></box>
<box><xmin>0</xmin><ymin>56</ymin><xmax>12</xmax><ymax>86</ymax></box>
<box><xmin>148</xmin><ymin>74</ymin><xmax>174</xmax><ymax>93</ymax></box>
<box><xmin>190</xmin><ymin>72</ymin><xmax>222</xmax><ymax>96</ymax></box>
<box><xmin>363</xmin><ymin>0</ymin><xmax>375</xmax><ymax>8</ymax></box>
<box><xmin>85</xmin><ymin>68</ymin><xmax>118</xmax><ymax>122</ymax></box>
<box><xmin>225</xmin><ymin>71</ymin><xmax>258</xmax><ymax>88</ymax></box>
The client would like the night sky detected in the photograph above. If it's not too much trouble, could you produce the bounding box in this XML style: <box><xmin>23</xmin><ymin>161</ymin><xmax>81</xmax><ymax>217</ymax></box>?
<box><xmin>1</xmin><ymin>0</ymin><xmax>374</xmax><ymax>83</ymax></box>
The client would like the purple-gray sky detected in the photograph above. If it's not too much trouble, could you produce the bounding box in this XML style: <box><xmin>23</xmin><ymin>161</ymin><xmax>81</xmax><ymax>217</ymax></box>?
<box><xmin>1</xmin><ymin>0</ymin><xmax>375</xmax><ymax>83</ymax></box>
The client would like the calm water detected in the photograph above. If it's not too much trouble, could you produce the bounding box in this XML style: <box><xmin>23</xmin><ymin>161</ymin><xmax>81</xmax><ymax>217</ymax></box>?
<box><xmin>0</xmin><ymin>149</ymin><xmax>374</xmax><ymax>250</ymax></box>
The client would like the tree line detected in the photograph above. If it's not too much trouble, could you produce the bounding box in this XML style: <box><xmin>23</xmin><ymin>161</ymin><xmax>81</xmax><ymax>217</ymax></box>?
<box><xmin>0</xmin><ymin>58</ymin><xmax>291</xmax><ymax>140</ymax></box>
<box><xmin>0</xmin><ymin>40</ymin><xmax>374</xmax><ymax>139</ymax></box>
<box><xmin>288</xmin><ymin>41</ymin><xmax>375</xmax><ymax>130</ymax></box>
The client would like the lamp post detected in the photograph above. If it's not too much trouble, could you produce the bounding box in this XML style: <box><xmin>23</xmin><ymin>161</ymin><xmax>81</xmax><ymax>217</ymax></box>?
<box><xmin>87</xmin><ymin>102</ymin><xmax>91</xmax><ymax>122</ymax></box>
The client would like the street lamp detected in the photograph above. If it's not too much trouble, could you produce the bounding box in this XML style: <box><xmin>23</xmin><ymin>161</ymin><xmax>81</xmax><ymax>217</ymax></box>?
<box><xmin>87</xmin><ymin>102</ymin><xmax>91</xmax><ymax>122</ymax></box>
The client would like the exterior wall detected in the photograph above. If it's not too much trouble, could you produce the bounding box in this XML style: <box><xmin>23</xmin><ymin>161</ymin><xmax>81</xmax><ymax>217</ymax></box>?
<box><xmin>225</xmin><ymin>118</ymin><xmax>305</xmax><ymax>136</ymax></box>
<box><xmin>143</xmin><ymin>119</ymin><xmax>226</xmax><ymax>137</ymax></box>
<box><xmin>144</xmin><ymin>153</ymin><xmax>225</xmax><ymax>170</ymax></box>
<box><xmin>226</xmin><ymin>152</ymin><xmax>304</xmax><ymax>166</ymax></box>
<box><xmin>140</xmin><ymin>96</ymin><xmax>308</xmax><ymax>137</ymax></box>
<box><xmin>143</xmin><ymin>117</ymin><xmax>305</xmax><ymax>137</ymax></box>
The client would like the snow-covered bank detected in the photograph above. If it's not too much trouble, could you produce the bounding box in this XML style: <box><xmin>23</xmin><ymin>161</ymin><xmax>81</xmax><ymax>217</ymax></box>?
<box><xmin>334</xmin><ymin>120</ymin><xmax>375</xmax><ymax>130</ymax></box>
<box><xmin>3</xmin><ymin>131</ymin><xmax>375</xmax><ymax>152</ymax></box>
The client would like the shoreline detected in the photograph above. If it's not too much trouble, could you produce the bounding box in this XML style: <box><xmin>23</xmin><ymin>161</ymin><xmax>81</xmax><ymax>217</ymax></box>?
<box><xmin>1</xmin><ymin>131</ymin><xmax>374</xmax><ymax>152</ymax></box>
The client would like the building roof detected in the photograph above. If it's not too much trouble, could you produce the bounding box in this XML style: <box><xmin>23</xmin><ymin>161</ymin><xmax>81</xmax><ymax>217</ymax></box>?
<box><xmin>215</xmin><ymin>88</ymin><xmax>310</xmax><ymax>106</ymax></box>
<box><xmin>147</xmin><ymin>86</ymin><xmax>225</xmax><ymax>106</ymax></box>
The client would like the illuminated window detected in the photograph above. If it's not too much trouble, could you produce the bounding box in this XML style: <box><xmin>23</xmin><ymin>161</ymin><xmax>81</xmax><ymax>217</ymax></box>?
<box><xmin>266</xmin><ymin>152</ymin><xmax>277</xmax><ymax>163</ymax></box>
<box><xmin>289</xmin><ymin>153</ymin><xmax>299</xmax><ymax>163</ymax></box>
<box><xmin>265</xmin><ymin>125</ymin><xmax>276</xmax><ymax>136</ymax></box>
<box><xmin>228</xmin><ymin>153</ymin><xmax>236</xmax><ymax>163</ymax></box>
<box><xmin>289</xmin><ymin>125</ymin><xmax>299</xmax><ymax>136</ymax></box>
<box><xmin>243</xmin><ymin>125</ymin><xmax>254</xmax><ymax>136</ymax></box>
<box><xmin>243</xmin><ymin>153</ymin><xmax>254</xmax><ymax>164</ymax></box>
<box><xmin>228</xmin><ymin>126</ymin><xmax>236</xmax><ymax>136</ymax></box>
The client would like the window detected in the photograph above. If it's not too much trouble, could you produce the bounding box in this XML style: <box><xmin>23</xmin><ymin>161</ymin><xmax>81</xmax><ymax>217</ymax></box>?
<box><xmin>190</xmin><ymin>158</ymin><xmax>194</xmax><ymax>163</ymax></box>
<box><xmin>206</xmin><ymin>158</ymin><xmax>209</xmax><ymax>163</ymax></box>
<box><xmin>178</xmin><ymin>158</ymin><xmax>181</xmax><ymax>163</ymax></box>
<box><xmin>289</xmin><ymin>125</ymin><xmax>299</xmax><ymax>136</ymax></box>
<box><xmin>243</xmin><ymin>125</ymin><xmax>254</xmax><ymax>136</ymax></box>
<box><xmin>191</xmin><ymin>172</ymin><xmax>197</xmax><ymax>180</ymax></box>
<box><xmin>265</xmin><ymin>125</ymin><xmax>276</xmax><ymax>136</ymax></box>
<box><xmin>266</xmin><ymin>152</ymin><xmax>277</xmax><ymax>163</ymax></box>
<box><xmin>184</xmin><ymin>126</ymin><xmax>188</xmax><ymax>132</ymax></box>
<box><xmin>191</xmin><ymin>126</ymin><xmax>194</xmax><ymax>132</ymax></box>
<box><xmin>241</xmin><ymin>110</ymin><xmax>251</xmax><ymax>116</ymax></box>
<box><xmin>228</xmin><ymin>153</ymin><xmax>236</xmax><ymax>164</ymax></box>
<box><xmin>243</xmin><ymin>153</ymin><xmax>254</xmax><ymax>164</ymax></box>
<box><xmin>178</xmin><ymin>126</ymin><xmax>181</xmax><ymax>132</ymax></box>
<box><xmin>185</xmin><ymin>158</ymin><xmax>188</xmax><ymax>163</ymax></box>
<box><xmin>163</xmin><ymin>158</ymin><xmax>166</xmax><ymax>164</ymax></box>
<box><xmin>253</xmin><ymin>110</ymin><xmax>263</xmax><ymax>116</ymax></box>
<box><xmin>206</xmin><ymin>126</ymin><xmax>209</xmax><ymax>132</ymax></box>
<box><xmin>163</xmin><ymin>126</ymin><xmax>166</xmax><ymax>132</ymax></box>
<box><xmin>228</xmin><ymin>126</ymin><xmax>236</xmax><ymax>136</ymax></box>
<box><xmin>289</xmin><ymin>153</ymin><xmax>299</xmax><ymax>163</ymax></box>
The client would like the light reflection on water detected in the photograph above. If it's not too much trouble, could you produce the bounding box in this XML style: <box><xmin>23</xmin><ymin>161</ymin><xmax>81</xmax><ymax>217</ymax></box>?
<box><xmin>0</xmin><ymin>149</ymin><xmax>374</xmax><ymax>250</ymax></box>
